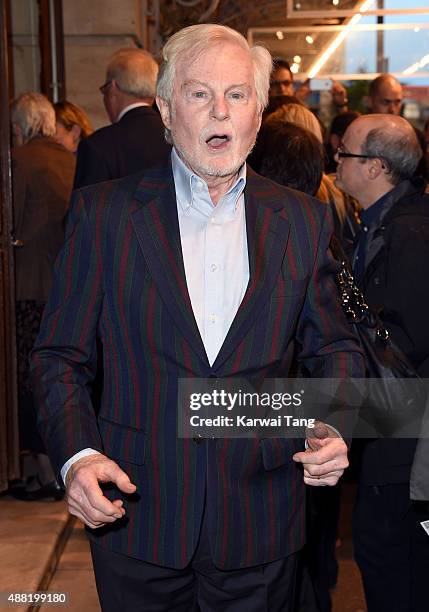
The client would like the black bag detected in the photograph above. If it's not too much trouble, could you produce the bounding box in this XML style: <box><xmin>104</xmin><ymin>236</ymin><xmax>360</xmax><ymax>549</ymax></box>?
<box><xmin>331</xmin><ymin>239</ymin><xmax>421</xmax><ymax>437</ymax></box>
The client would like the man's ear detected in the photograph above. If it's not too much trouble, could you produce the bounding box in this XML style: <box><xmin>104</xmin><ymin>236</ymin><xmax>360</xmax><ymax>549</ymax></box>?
<box><xmin>368</xmin><ymin>157</ymin><xmax>384</xmax><ymax>180</ymax></box>
<box><xmin>156</xmin><ymin>97</ymin><xmax>171</xmax><ymax>129</ymax></box>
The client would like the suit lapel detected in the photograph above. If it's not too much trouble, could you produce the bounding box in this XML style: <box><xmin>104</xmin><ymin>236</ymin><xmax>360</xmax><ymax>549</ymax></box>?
<box><xmin>130</xmin><ymin>165</ymin><xmax>209</xmax><ymax>366</ymax></box>
<box><xmin>213</xmin><ymin>178</ymin><xmax>290</xmax><ymax>371</ymax></box>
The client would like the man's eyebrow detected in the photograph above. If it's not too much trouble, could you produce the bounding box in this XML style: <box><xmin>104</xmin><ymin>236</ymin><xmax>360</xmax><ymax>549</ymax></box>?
<box><xmin>182</xmin><ymin>79</ymin><xmax>209</xmax><ymax>89</ymax></box>
<box><xmin>182</xmin><ymin>80</ymin><xmax>251</xmax><ymax>91</ymax></box>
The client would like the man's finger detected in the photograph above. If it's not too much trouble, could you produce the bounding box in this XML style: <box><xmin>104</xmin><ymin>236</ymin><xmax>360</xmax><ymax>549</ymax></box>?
<box><xmin>293</xmin><ymin>439</ymin><xmax>348</xmax><ymax>466</ymax></box>
<box><xmin>97</xmin><ymin>460</ymin><xmax>137</xmax><ymax>494</ymax></box>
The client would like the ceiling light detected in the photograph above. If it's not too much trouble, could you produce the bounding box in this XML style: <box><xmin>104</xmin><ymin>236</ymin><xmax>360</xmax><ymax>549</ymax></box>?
<box><xmin>333</xmin><ymin>0</ymin><xmax>339</xmax><ymax>5</ymax></box>
<box><xmin>414</xmin><ymin>27</ymin><xmax>420</xmax><ymax>33</ymax></box>
<box><xmin>305</xmin><ymin>35</ymin><xmax>314</xmax><ymax>44</ymax></box>
<box><xmin>290</xmin><ymin>63</ymin><xmax>299</xmax><ymax>74</ymax></box>
<box><xmin>276</xmin><ymin>31</ymin><xmax>284</xmax><ymax>40</ymax></box>
<box><xmin>403</xmin><ymin>53</ymin><xmax>429</xmax><ymax>75</ymax></box>
<box><xmin>307</xmin><ymin>0</ymin><xmax>376</xmax><ymax>78</ymax></box>
<box><xmin>293</xmin><ymin>55</ymin><xmax>302</xmax><ymax>64</ymax></box>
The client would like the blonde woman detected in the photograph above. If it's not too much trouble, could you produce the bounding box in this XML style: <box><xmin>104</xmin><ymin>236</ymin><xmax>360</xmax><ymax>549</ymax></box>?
<box><xmin>54</xmin><ymin>101</ymin><xmax>93</xmax><ymax>153</ymax></box>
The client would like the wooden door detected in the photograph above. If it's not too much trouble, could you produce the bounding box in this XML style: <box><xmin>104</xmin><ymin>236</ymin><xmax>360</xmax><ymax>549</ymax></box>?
<box><xmin>0</xmin><ymin>0</ymin><xmax>19</xmax><ymax>491</ymax></box>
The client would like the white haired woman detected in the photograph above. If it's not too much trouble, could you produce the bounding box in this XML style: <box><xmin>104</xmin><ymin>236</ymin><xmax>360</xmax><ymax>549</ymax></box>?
<box><xmin>10</xmin><ymin>92</ymin><xmax>76</xmax><ymax>500</ymax></box>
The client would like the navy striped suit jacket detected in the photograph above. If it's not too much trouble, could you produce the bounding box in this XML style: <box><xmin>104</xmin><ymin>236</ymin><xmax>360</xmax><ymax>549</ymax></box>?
<box><xmin>31</xmin><ymin>160</ymin><xmax>364</xmax><ymax>569</ymax></box>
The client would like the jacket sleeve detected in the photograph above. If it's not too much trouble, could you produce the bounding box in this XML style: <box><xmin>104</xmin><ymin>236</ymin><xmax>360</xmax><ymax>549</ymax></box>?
<box><xmin>30</xmin><ymin>188</ymin><xmax>104</xmax><ymax>473</ymax></box>
<box><xmin>74</xmin><ymin>137</ymin><xmax>111</xmax><ymax>189</ymax></box>
<box><xmin>295</xmin><ymin>204</ymin><xmax>365</xmax><ymax>378</ymax></box>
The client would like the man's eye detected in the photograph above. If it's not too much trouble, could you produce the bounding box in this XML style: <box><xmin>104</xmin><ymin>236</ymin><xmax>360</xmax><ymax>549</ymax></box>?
<box><xmin>229</xmin><ymin>92</ymin><xmax>245</xmax><ymax>100</ymax></box>
<box><xmin>193</xmin><ymin>91</ymin><xmax>207</xmax><ymax>98</ymax></box>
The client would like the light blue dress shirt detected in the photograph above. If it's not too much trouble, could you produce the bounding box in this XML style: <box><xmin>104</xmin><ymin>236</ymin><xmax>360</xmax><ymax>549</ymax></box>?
<box><xmin>172</xmin><ymin>148</ymin><xmax>249</xmax><ymax>366</ymax></box>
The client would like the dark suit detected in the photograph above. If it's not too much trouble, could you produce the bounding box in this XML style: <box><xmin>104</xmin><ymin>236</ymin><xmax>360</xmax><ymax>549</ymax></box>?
<box><xmin>352</xmin><ymin>178</ymin><xmax>429</xmax><ymax>612</ymax></box>
<box><xmin>31</xmin><ymin>161</ymin><xmax>363</xmax><ymax>597</ymax></box>
<box><xmin>73</xmin><ymin>106</ymin><xmax>171</xmax><ymax>189</ymax></box>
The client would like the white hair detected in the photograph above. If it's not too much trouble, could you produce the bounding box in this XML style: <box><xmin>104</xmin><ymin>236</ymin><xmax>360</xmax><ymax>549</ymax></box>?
<box><xmin>157</xmin><ymin>24</ymin><xmax>272</xmax><ymax>113</ymax></box>
<box><xmin>11</xmin><ymin>92</ymin><xmax>56</xmax><ymax>143</ymax></box>
<box><xmin>107</xmin><ymin>48</ymin><xmax>158</xmax><ymax>99</ymax></box>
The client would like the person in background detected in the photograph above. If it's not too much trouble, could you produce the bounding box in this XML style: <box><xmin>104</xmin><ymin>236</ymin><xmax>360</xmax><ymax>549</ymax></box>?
<box><xmin>335</xmin><ymin>114</ymin><xmax>429</xmax><ymax>612</ymax></box>
<box><xmin>269</xmin><ymin>58</ymin><xmax>295</xmax><ymax>97</ymax></box>
<box><xmin>365</xmin><ymin>73</ymin><xmax>403</xmax><ymax>115</ymax></box>
<box><xmin>10</xmin><ymin>92</ymin><xmax>76</xmax><ymax>500</ymax></box>
<box><xmin>74</xmin><ymin>47</ymin><xmax>170</xmax><ymax>188</ymax></box>
<box><xmin>325</xmin><ymin>111</ymin><xmax>361</xmax><ymax>174</ymax></box>
<box><xmin>258</xmin><ymin>102</ymin><xmax>350</xmax><ymax>239</ymax></box>
<box><xmin>54</xmin><ymin>101</ymin><xmax>93</xmax><ymax>154</ymax></box>
<box><xmin>269</xmin><ymin>58</ymin><xmax>311</xmax><ymax>105</ymax></box>
<box><xmin>258</xmin><ymin>121</ymin><xmax>324</xmax><ymax>196</ymax></box>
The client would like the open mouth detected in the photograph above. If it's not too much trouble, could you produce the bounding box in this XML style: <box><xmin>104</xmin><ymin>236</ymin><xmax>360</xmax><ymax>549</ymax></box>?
<box><xmin>205</xmin><ymin>134</ymin><xmax>231</xmax><ymax>149</ymax></box>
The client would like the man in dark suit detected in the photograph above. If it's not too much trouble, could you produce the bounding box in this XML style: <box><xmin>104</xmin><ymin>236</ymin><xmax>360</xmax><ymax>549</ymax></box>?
<box><xmin>73</xmin><ymin>47</ymin><xmax>170</xmax><ymax>189</ymax></box>
<box><xmin>335</xmin><ymin>113</ymin><xmax>429</xmax><ymax>612</ymax></box>
<box><xmin>32</xmin><ymin>25</ymin><xmax>364</xmax><ymax>611</ymax></box>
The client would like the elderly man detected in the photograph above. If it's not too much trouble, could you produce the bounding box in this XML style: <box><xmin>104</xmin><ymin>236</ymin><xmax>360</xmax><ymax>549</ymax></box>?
<box><xmin>32</xmin><ymin>25</ymin><xmax>363</xmax><ymax>611</ymax></box>
<box><xmin>366</xmin><ymin>73</ymin><xmax>403</xmax><ymax>115</ymax></box>
<box><xmin>335</xmin><ymin>114</ymin><xmax>429</xmax><ymax>612</ymax></box>
<box><xmin>74</xmin><ymin>47</ymin><xmax>170</xmax><ymax>188</ymax></box>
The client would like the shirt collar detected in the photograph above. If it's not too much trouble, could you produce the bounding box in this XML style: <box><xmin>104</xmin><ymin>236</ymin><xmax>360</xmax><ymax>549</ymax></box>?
<box><xmin>116</xmin><ymin>102</ymin><xmax>151</xmax><ymax>123</ymax></box>
<box><xmin>361</xmin><ymin>179</ymin><xmax>411</xmax><ymax>228</ymax></box>
<box><xmin>171</xmin><ymin>147</ymin><xmax>246</xmax><ymax>218</ymax></box>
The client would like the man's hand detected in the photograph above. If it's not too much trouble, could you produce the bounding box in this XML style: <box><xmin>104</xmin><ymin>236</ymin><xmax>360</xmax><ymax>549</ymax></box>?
<box><xmin>65</xmin><ymin>454</ymin><xmax>137</xmax><ymax>529</ymax></box>
<box><xmin>292</xmin><ymin>421</ymin><xmax>348</xmax><ymax>486</ymax></box>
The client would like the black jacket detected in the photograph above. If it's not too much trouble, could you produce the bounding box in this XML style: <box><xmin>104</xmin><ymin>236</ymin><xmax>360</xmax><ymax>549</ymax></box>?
<box><xmin>356</xmin><ymin>178</ymin><xmax>429</xmax><ymax>484</ymax></box>
<box><xmin>74</xmin><ymin>105</ymin><xmax>171</xmax><ymax>189</ymax></box>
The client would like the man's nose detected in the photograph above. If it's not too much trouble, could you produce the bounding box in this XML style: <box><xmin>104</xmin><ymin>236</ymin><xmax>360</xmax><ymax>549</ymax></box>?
<box><xmin>210</xmin><ymin>96</ymin><xmax>229</xmax><ymax>120</ymax></box>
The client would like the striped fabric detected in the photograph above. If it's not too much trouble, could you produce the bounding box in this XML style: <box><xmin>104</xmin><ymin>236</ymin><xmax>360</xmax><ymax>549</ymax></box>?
<box><xmin>31</xmin><ymin>161</ymin><xmax>364</xmax><ymax>569</ymax></box>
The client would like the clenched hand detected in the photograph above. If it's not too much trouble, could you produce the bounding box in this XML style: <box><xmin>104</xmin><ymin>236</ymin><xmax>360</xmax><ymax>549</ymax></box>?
<box><xmin>292</xmin><ymin>421</ymin><xmax>348</xmax><ymax>486</ymax></box>
<box><xmin>66</xmin><ymin>454</ymin><xmax>137</xmax><ymax>528</ymax></box>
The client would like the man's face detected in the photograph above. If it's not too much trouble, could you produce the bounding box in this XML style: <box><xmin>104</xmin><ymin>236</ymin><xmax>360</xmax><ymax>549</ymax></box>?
<box><xmin>269</xmin><ymin>67</ymin><xmax>294</xmax><ymax>97</ymax></box>
<box><xmin>369</xmin><ymin>78</ymin><xmax>403</xmax><ymax>115</ymax></box>
<box><xmin>158</xmin><ymin>42</ymin><xmax>261</xmax><ymax>184</ymax></box>
<box><xmin>334</xmin><ymin>121</ymin><xmax>370</xmax><ymax>202</ymax></box>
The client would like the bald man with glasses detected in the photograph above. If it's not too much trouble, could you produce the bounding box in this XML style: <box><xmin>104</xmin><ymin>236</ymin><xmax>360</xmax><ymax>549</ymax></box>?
<box><xmin>335</xmin><ymin>114</ymin><xmax>429</xmax><ymax>612</ymax></box>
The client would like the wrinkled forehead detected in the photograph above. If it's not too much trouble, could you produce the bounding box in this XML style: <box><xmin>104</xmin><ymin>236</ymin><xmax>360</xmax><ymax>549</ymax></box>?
<box><xmin>173</xmin><ymin>41</ymin><xmax>255</xmax><ymax>89</ymax></box>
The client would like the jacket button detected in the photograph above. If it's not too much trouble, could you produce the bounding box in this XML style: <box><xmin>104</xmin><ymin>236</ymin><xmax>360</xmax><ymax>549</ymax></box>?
<box><xmin>374</xmin><ymin>277</ymin><xmax>380</xmax><ymax>285</ymax></box>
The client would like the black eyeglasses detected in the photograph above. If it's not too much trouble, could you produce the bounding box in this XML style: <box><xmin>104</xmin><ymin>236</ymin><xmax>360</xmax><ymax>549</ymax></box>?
<box><xmin>99</xmin><ymin>79</ymin><xmax>113</xmax><ymax>95</ymax></box>
<box><xmin>336</xmin><ymin>144</ymin><xmax>376</xmax><ymax>160</ymax></box>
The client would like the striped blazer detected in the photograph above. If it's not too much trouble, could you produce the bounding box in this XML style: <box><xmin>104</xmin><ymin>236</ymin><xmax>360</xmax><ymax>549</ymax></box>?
<box><xmin>31</xmin><ymin>160</ymin><xmax>364</xmax><ymax>569</ymax></box>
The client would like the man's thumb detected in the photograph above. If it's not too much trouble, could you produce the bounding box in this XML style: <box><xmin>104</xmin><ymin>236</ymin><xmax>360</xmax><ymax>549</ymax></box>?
<box><xmin>308</xmin><ymin>421</ymin><xmax>330</xmax><ymax>439</ymax></box>
<box><xmin>109</xmin><ymin>465</ymin><xmax>137</xmax><ymax>493</ymax></box>
<box><xmin>306</xmin><ymin>421</ymin><xmax>330</xmax><ymax>450</ymax></box>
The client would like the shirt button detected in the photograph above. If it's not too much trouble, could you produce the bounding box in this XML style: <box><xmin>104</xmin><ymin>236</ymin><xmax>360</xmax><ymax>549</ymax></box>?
<box><xmin>210</xmin><ymin>217</ymin><xmax>216</xmax><ymax>224</ymax></box>
<box><xmin>211</xmin><ymin>264</ymin><xmax>218</xmax><ymax>272</ymax></box>
<box><xmin>209</xmin><ymin>314</ymin><xmax>217</xmax><ymax>323</ymax></box>
<box><xmin>363</xmin><ymin>226</ymin><xmax>368</xmax><ymax>232</ymax></box>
